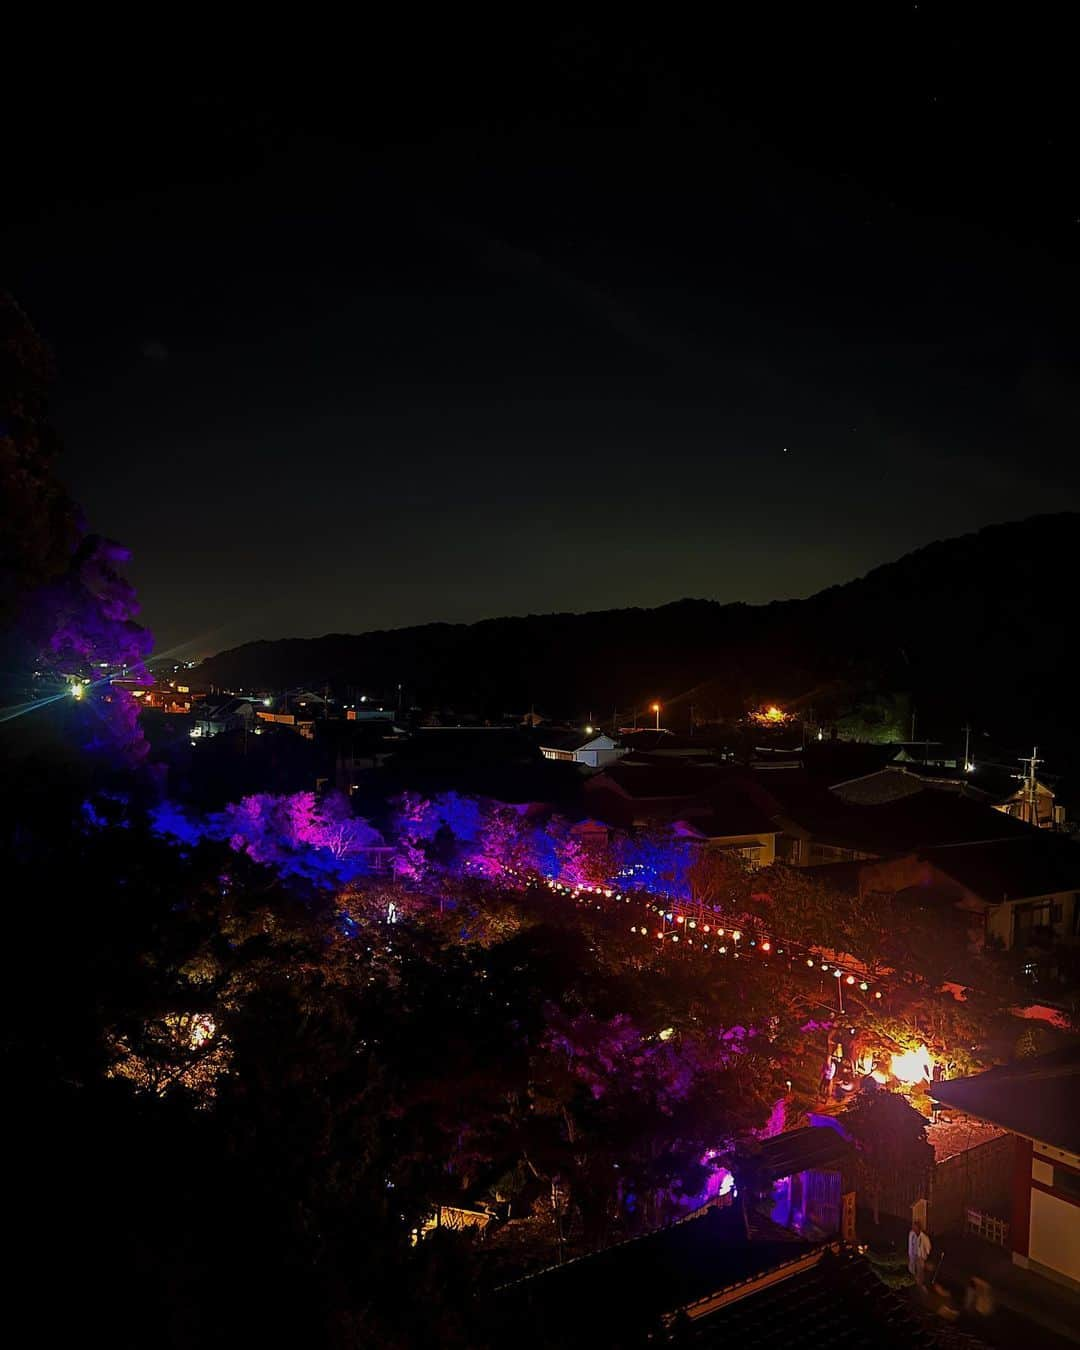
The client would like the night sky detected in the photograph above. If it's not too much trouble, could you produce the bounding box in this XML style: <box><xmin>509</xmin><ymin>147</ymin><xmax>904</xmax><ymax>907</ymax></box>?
<box><xmin>6</xmin><ymin>18</ymin><xmax>1079</xmax><ymax>657</ymax></box>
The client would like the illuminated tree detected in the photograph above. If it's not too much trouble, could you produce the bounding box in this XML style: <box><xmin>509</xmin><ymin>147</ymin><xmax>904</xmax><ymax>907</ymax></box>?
<box><xmin>1</xmin><ymin>294</ymin><xmax>152</xmax><ymax>764</ymax></box>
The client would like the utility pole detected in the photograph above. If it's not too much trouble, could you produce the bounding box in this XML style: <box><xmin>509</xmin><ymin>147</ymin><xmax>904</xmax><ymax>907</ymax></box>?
<box><xmin>963</xmin><ymin>723</ymin><xmax>972</xmax><ymax>772</ymax></box>
<box><xmin>1016</xmin><ymin>746</ymin><xmax>1043</xmax><ymax>826</ymax></box>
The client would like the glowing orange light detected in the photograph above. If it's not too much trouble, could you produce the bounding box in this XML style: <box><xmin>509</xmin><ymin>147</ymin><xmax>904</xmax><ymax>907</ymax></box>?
<box><xmin>846</xmin><ymin>974</ymin><xmax>856</xmax><ymax>985</ymax></box>
<box><xmin>890</xmin><ymin>1046</ymin><xmax>933</xmax><ymax>1085</ymax></box>
<box><xmin>761</xmin><ymin>940</ymin><xmax>771</xmax><ymax>952</ymax></box>
<box><xmin>651</xmin><ymin>702</ymin><xmax>660</xmax><ymax>712</ymax></box>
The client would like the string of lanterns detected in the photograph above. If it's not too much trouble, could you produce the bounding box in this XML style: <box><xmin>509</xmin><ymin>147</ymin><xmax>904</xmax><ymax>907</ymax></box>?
<box><xmin>476</xmin><ymin>861</ymin><xmax>884</xmax><ymax>999</ymax></box>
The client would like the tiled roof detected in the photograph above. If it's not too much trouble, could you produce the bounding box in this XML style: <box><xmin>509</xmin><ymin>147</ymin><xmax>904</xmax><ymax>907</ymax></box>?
<box><xmin>734</xmin><ymin>1124</ymin><xmax>852</xmax><ymax>1184</ymax></box>
<box><xmin>499</xmin><ymin>1224</ymin><xmax>965</xmax><ymax>1349</ymax></box>
<box><xmin>831</xmin><ymin>767</ymin><xmax>932</xmax><ymax>805</ymax></box>
<box><xmin>496</xmin><ymin>1205</ymin><xmax>809</xmax><ymax>1339</ymax></box>
<box><xmin>932</xmin><ymin>1045</ymin><xmax>1080</xmax><ymax>1155</ymax></box>
<box><xmin>685</xmin><ymin>1246</ymin><xmax>950</xmax><ymax>1348</ymax></box>
<box><xmin>759</xmin><ymin>773</ymin><xmax>1034</xmax><ymax>854</ymax></box>
<box><xmin>921</xmin><ymin>833</ymin><xmax>1080</xmax><ymax>903</ymax></box>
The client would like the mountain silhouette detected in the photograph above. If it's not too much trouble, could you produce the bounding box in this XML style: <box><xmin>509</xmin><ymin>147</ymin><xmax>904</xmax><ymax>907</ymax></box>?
<box><xmin>193</xmin><ymin>514</ymin><xmax>1078</xmax><ymax>754</ymax></box>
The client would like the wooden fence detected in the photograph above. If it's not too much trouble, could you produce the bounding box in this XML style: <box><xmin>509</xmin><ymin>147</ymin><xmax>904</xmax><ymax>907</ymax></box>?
<box><xmin>866</xmin><ymin>1132</ymin><xmax>1012</xmax><ymax>1236</ymax></box>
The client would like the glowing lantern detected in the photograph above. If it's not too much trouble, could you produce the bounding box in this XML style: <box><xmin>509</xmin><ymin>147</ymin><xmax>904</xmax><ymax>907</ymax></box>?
<box><xmin>890</xmin><ymin>1045</ymin><xmax>933</xmax><ymax>1085</ymax></box>
<box><xmin>846</xmin><ymin>974</ymin><xmax>855</xmax><ymax>985</ymax></box>
<box><xmin>761</xmin><ymin>940</ymin><xmax>771</xmax><ymax>952</ymax></box>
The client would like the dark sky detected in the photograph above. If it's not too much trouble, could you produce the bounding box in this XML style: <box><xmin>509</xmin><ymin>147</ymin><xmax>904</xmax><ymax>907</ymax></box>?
<box><xmin>6</xmin><ymin>17</ymin><xmax>1080</xmax><ymax>657</ymax></box>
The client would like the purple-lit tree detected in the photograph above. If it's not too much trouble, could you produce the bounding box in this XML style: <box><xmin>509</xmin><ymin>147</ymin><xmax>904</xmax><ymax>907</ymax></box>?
<box><xmin>531</xmin><ymin>1006</ymin><xmax>777</xmax><ymax>1241</ymax></box>
<box><xmin>152</xmin><ymin>790</ymin><xmax>384</xmax><ymax>886</ymax></box>
<box><xmin>1</xmin><ymin>296</ymin><xmax>153</xmax><ymax>765</ymax></box>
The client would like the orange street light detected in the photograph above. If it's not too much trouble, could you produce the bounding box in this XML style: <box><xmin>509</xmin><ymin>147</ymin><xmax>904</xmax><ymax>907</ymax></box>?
<box><xmin>651</xmin><ymin>701</ymin><xmax>661</xmax><ymax>730</ymax></box>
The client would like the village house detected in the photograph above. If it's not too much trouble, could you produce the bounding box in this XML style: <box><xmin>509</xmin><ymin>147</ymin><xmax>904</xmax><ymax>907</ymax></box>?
<box><xmin>833</xmin><ymin>760</ymin><xmax>1067</xmax><ymax>829</ymax></box>
<box><xmin>752</xmin><ymin>765</ymin><xmax>1037</xmax><ymax>871</ymax></box>
<box><xmin>933</xmin><ymin>1046</ymin><xmax>1080</xmax><ymax>1291</ymax></box>
<box><xmin>539</xmin><ymin>729</ymin><xmax>625</xmax><ymax>769</ymax></box>
<box><xmin>585</xmin><ymin>758</ymin><xmax>780</xmax><ymax>865</ymax></box>
<box><xmin>192</xmin><ymin>696</ymin><xmax>259</xmax><ymax>739</ymax></box>
<box><xmin>855</xmin><ymin>834</ymin><xmax>1080</xmax><ymax>950</ymax></box>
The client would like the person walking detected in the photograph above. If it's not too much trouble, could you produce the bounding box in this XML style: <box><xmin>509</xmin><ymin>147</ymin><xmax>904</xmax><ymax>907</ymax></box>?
<box><xmin>819</xmin><ymin>1058</ymin><xmax>836</xmax><ymax>1102</ymax></box>
<box><xmin>908</xmin><ymin>1218</ymin><xmax>931</xmax><ymax>1288</ymax></box>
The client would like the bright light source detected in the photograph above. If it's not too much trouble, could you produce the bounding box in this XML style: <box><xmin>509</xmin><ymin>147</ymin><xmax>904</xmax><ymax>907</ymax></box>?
<box><xmin>659</xmin><ymin>1027</ymin><xmax>674</xmax><ymax>1041</ymax></box>
<box><xmin>890</xmin><ymin>1045</ymin><xmax>933</xmax><ymax>1085</ymax></box>
<box><xmin>584</xmin><ymin>725</ymin><xmax>593</xmax><ymax>734</ymax></box>
<box><xmin>71</xmin><ymin>683</ymin><xmax>84</xmax><ymax>699</ymax></box>
<box><xmin>263</xmin><ymin>698</ymin><xmax>272</xmax><ymax>707</ymax></box>
<box><xmin>651</xmin><ymin>702</ymin><xmax>660</xmax><ymax>712</ymax></box>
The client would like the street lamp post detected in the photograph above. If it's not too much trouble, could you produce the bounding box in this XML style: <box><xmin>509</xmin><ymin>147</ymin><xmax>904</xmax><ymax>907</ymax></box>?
<box><xmin>651</xmin><ymin>701</ymin><xmax>661</xmax><ymax>731</ymax></box>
